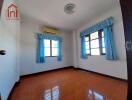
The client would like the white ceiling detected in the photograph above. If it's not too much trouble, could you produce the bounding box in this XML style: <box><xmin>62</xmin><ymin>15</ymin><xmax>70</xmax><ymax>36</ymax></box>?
<box><xmin>18</xmin><ymin>0</ymin><xmax>119</xmax><ymax>31</ymax></box>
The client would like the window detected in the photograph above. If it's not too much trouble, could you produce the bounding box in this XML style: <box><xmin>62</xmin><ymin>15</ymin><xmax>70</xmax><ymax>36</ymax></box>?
<box><xmin>44</xmin><ymin>39</ymin><xmax>59</xmax><ymax>57</ymax></box>
<box><xmin>85</xmin><ymin>30</ymin><xmax>105</xmax><ymax>55</ymax></box>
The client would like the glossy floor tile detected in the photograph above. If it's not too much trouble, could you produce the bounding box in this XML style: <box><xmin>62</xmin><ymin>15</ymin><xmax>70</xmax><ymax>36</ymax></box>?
<box><xmin>9</xmin><ymin>68</ymin><xmax>127</xmax><ymax>100</ymax></box>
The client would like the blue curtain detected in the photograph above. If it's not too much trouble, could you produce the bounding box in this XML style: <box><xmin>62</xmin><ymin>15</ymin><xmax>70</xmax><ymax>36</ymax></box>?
<box><xmin>80</xmin><ymin>17</ymin><xmax>113</xmax><ymax>36</ymax></box>
<box><xmin>80</xmin><ymin>17</ymin><xmax>118</xmax><ymax>60</ymax></box>
<box><xmin>57</xmin><ymin>41</ymin><xmax>62</xmax><ymax>61</ymax></box>
<box><xmin>36</xmin><ymin>33</ymin><xmax>62</xmax><ymax>63</ymax></box>
<box><xmin>37</xmin><ymin>33</ymin><xmax>62</xmax><ymax>41</ymax></box>
<box><xmin>81</xmin><ymin>35</ymin><xmax>87</xmax><ymax>59</ymax></box>
<box><xmin>37</xmin><ymin>38</ymin><xmax>45</xmax><ymax>63</ymax></box>
<box><xmin>104</xmin><ymin>26</ymin><xmax>118</xmax><ymax>60</ymax></box>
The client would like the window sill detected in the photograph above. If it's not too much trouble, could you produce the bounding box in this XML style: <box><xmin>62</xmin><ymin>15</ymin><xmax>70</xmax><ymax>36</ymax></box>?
<box><xmin>87</xmin><ymin>54</ymin><xmax>106</xmax><ymax>56</ymax></box>
<box><xmin>45</xmin><ymin>56</ymin><xmax>58</xmax><ymax>57</ymax></box>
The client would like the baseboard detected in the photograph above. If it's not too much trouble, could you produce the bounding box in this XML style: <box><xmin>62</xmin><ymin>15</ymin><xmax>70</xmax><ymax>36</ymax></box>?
<box><xmin>75</xmin><ymin>67</ymin><xmax>127</xmax><ymax>82</ymax></box>
<box><xmin>7</xmin><ymin>66</ymin><xmax>127</xmax><ymax>100</ymax></box>
<box><xmin>7</xmin><ymin>66</ymin><xmax>74</xmax><ymax>100</ymax></box>
<box><xmin>20</xmin><ymin>66</ymin><xmax>74</xmax><ymax>78</ymax></box>
<box><xmin>8</xmin><ymin>81</ymin><xmax>20</xmax><ymax>100</ymax></box>
<box><xmin>20</xmin><ymin>66</ymin><xmax>127</xmax><ymax>82</ymax></box>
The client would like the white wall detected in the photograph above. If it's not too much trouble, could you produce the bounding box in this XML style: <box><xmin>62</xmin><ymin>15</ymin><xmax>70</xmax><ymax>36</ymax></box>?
<box><xmin>0</xmin><ymin>1</ymin><xmax>127</xmax><ymax>99</ymax></box>
<box><xmin>72</xmin><ymin>30</ymin><xmax>79</xmax><ymax>68</ymax></box>
<box><xmin>0</xmin><ymin>0</ymin><xmax>20</xmax><ymax>100</ymax></box>
<box><xmin>19</xmin><ymin>18</ymin><xmax>73</xmax><ymax>76</ymax></box>
<box><xmin>20</xmin><ymin>4</ymin><xmax>127</xmax><ymax>80</ymax></box>
<box><xmin>74</xmin><ymin>6</ymin><xmax>128</xmax><ymax>80</ymax></box>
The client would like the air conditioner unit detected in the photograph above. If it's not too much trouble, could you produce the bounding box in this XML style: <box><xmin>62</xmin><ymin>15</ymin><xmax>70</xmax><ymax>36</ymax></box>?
<box><xmin>41</xmin><ymin>26</ymin><xmax>60</xmax><ymax>35</ymax></box>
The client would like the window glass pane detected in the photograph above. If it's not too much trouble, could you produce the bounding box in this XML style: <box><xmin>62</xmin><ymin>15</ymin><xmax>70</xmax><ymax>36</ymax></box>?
<box><xmin>85</xmin><ymin>41</ymin><xmax>89</xmax><ymax>46</ymax></box>
<box><xmin>86</xmin><ymin>49</ymin><xmax>90</xmax><ymax>54</ymax></box>
<box><xmin>44</xmin><ymin>39</ymin><xmax>50</xmax><ymax>47</ymax></box>
<box><xmin>102</xmin><ymin>38</ymin><xmax>105</xmax><ymax>47</ymax></box>
<box><xmin>45</xmin><ymin>48</ymin><xmax>50</xmax><ymax>56</ymax></box>
<box><xmin>91</xmin><ymin>39</ymin><xmax>99</xmax><ymax>48</ymax></box>
<box><xmin>52</xmin><ymin>40</ymin><xmax>58</xmax><ymax>48</ymax></box>
<box><xmin>90</xmin><ymin>32</ymin><xmax>98</xmax><ymax>40</ymax></box>
<box><xmin>85</xmin><ymin>42</ymin><xmax>89</xmax><ymax>49</ymax></box>
<box><xmin>86</xmin><ymin>45</ymin><xmax>89</xmax><ymax>49</ymax></box>
<box><xmin>102</xmin><ymin>48</ymin><xmax>106</xmax><ymax>54</ymax></box>
<box><xmin>91</xmin><ymin>48</ymin><xmax>100</xmax><ymax>55</ymax></box>
<box><xmin>102</xmin><ymin>31</ymin><xmax>104</xmax><ymax>37</ymax></box>
<box><xmin>52</xmin><ymin>48</ymin><xmax>58</xmax><ymax>56</ymax></box>
<box><xmin>85</xmin><ymin>37</ymin><xmax>89</xmax><ymax>41</ymax></box>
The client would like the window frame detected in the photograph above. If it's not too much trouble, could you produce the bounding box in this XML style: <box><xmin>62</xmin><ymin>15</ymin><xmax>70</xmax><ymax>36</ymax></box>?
<box><xmin>44</xmin><ymin>39</ymin><xmax>59</xmax><ymax>57</ymax></box>
<box><xmin>85</xmin><ymin>30</ymin><xmax>106</xmax><ymax>56</ymax></box>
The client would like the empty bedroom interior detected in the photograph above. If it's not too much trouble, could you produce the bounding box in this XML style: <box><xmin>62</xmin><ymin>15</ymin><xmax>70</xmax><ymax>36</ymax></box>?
<box><xmin>0</xmin><ymin>0</ymin><xmax>129</xmax><ymax>100</ymax></box>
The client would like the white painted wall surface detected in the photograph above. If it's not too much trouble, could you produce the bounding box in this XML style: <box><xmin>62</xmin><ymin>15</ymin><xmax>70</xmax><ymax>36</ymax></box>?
<box><xmin>74</xmin><ymin>6</ymin><xmax>128</xmax><ymax>80</ymax></box>
<box><xmin>19</xmin><ymin>18</ymin><xmax>73</xmax><ymax>76</ymax></box>
<box><xmin>72</xmin><ymin>30</ymin><xmax>79</xmax><ymax>67</ymax></box>
<box><xmin>0</xmin><ymin>0</ymin><xmax>20</xmax><ymax>100</ymax></box>
<box><xmin>0</xmin><ymin>1</ymin><xmax>128</xmax><ymax>100</ymax></box>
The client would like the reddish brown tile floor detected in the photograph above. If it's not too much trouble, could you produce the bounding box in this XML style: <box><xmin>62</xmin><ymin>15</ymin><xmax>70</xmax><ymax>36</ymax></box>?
<box><xmin>9</xmin><ymin>68</ymin><xmax>127</xmax><ymax>100</ymax></box>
